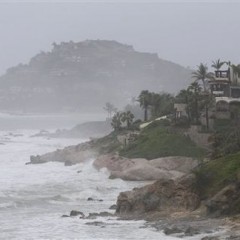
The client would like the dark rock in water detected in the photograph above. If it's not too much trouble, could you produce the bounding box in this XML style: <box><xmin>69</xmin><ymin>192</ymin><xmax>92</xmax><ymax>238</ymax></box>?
<box><xmin>61</xmin><ymin>215</ymin><xmax>70</xmax><ymax>218</ymax></box>
<box><xmin>86</xmin><ymin>211</ymin><xmax>113</xmax><ymax>219</ymax></box>
<box><xmin>70</xmin><ymin>210</ymin><xmax>85</xmax><ymax>218</ymax></box>
<box><xmin>226</xmin><ymin>236</ymin><xmax>240</xmax><ymax>240</ymax></box>
<box><xmin>64</xmin><ymin>160</ymin><xmax>73</xmax><ymax>166</ymax></box>
<box><xmin>77</xmin><ymin>170</ymin><xmax>82</xmax><ymax>173</ymax></box>
<box><xmin>116</xmin><ymin>174</ymin><xmax>200</xmax><ymax>215</ymax></box>
<box><xmin>87</xmin><ymin>197</ymin><xmax>103</xmax><ymax>202</ymax></box>
<box><xmin>109</xmin><ymin>204</ymin><xmax>117</xmax><ymax>210</ymax></box>
<box><xmin>205</xmin><ymin>183</ymin><xmax>240</xmax><ymax>217</ymax></box>
<box><xmin>164</xmin><ymin>226</ymin><xmax>182</xmax><ymax>235</ymax></box>
<box><xmin>201</xmin><ymin>237</ymin><xmax>220</xmax><ymax>240</ymax></box>
<box><xmin>29</xmin><ymin>155</ymin><xmax>47</xmax><ymax>164</ymax></box>
<box><xmin>184</xmin><ymin>226</ymin><xmax>199</xmax><ymax>236</ymax></box>
<box><xmin>85</xmin><ymin>221</ymin><xmax>105</xmax><ymax>227</ymax></box>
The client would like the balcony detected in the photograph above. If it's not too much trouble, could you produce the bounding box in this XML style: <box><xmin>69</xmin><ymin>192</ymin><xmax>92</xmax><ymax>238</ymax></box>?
<box><xmin>214</xmin><ymin>70</ymin><xmax>230</xmax><ymax>82</ymax></box>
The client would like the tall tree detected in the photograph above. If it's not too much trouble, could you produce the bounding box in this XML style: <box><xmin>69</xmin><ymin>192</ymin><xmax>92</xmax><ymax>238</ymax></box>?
<box><xmin>138</xmin><ymin>90</ymin><xmax>152</xmax><ymax>121</ymax></box>
<box><xmin>211</xmin><ymin>59</ymin><xmax>225</xmax><ymax>70</ymax></box>
<box><xmin>175</xmin><ymin>89</ymin><xmax>191</xmax><ymax>121</ymax></box>
<box><xmin>201</xmin><ymin>93</ymin><xmax>214</xmax><ymax>130</ymax></box>
<box><xmin>103</xmin><ymin>102</ymin><xmax>117</xmax><ymax>119</ymax></box>
<box><xmin>192</xmin><ymin>63</ymin><xmax>214</xmax><ymax>92</ymax></box>
<box><xmin>111</xmin><ymin>112</ymin><xmax>122</xmax><ymax>131</ymax></box>
<box><xmin>121</xmin><ymin>111</ymin><xmax>135</xmax><ymax>129</ymax></box>
<box><xmin>150</xmin><ymin>93</ymin><xmax>161</xmax><ymax>118</ymax></box>
<box><xmin>187</xmin><ymin>82</ymin><xmax>202</xmax><ymax>123</ymax></box>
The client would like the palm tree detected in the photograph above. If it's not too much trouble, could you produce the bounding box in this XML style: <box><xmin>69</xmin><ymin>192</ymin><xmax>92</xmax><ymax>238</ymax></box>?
<box><xmin>211</xmin><ymin>59</ymin><xmax>225</xmax><ymax>70</ymax></box>
<box><xmin>187</xmin><ymin>82</ymin><xmax>202</xmax><ymax>123</ymax></box>
<box><xmin>150</xmin><ymin>93</ymin><xmax>161</xmax><ymax>118</ymax></box>
<box><xmin>138</xmin><ymin>90</ymin><xmax>152</xmax><ymax>121</ymax></box>
<box><xmin>111</xmin><ymin>112</ymin><xmax>122</xmax><ymax>131</ymax></box>
<box><xmin>192</xmin><ymin>63</ymin><xmax>214</xmax><ymax>92</ymax></box>
<box><xmin>175</xmin><ymin>89</ymin><xmax>191</xmax><ymax>121</ymax></box>
<box><xmin>201</xmin><ymin>93</ymin><xmax>214</xmax><ymax>130</ymax></box>
<box><xmin>121</xmin><ymin>111</ymin><xmax>135</xmax><ymax>129</ymax></box>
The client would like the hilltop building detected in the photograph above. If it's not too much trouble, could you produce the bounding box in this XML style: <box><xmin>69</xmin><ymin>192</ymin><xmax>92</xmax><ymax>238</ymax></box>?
<box><xmin>209</xmin><ymin>65</ymin><xmax>240</xmax><ymax>120</ymax></box>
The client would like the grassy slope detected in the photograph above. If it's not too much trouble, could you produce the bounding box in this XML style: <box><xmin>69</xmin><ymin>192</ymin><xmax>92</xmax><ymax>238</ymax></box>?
<box><xmin>119</xmin><ymin>121</ymin><xmax>206</xmax><ymax>160</ymax></box>
<box><xmin>194</xmin><ymin>152</ymin><xmax>240</xmax><ymax>199</ymax></box>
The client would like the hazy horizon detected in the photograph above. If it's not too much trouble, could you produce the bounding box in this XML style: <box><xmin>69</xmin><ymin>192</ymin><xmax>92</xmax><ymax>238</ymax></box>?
<box><xmin>0</xmin><ymin>0</ymin><xmax>240</xmax><ymax>75</ymax></box>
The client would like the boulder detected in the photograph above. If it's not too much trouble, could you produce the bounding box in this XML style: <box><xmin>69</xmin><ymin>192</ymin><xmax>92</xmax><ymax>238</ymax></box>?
<box><xmin>109</xmin><ymin>204</ymin><xmax>117</xmax><ymax>210</ymax></box>
<box><xmin>116</xmin><ymin>174</ymin><xmax>200</xmax><ymax>215</ymax></box>
<box><xmin>164</xmin><ymin>226</ymin><xmax>182</xmax><ymax>235</ymax></box>
<box><xmin>110</xmin><ymin>165</ymin><xmax>184</xmax><ymax>181</ymax></box>
<box><xmin>70</xmin><ymin>210</ymin><xmax>85</xmax><ymax>218</ymax></box>
<box><xmin>29</xmin><ymin>142</ymin><xmax>97</xmax><ymax>165</ymax></box>
<box><xmin>94</xmin><ymin>155</ymin><xmax>198</xmax><ymax>181</ymax></box>
<box><xmin>149</xmin><ymin>156</ymin><xmax>199</xmax><ymax>173</ymax></box>
<box><xmin>205</xmin><ymin>183</ymin><xmax>240</xmax><ymax>217</ymax></box>
<box><xmin>93</xmin><ymin>154</ymin><xmax>135</xmax><ymax>172</ymax></box>
<box><xmin>86</xmin><ymin>212</ymin><xmax>113</xmax><ymax>219</ymax></box>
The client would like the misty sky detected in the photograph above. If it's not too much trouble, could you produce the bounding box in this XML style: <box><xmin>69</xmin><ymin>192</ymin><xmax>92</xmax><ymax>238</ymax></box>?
<box><xmin>0</xmin><ymin>0</ymin><xmax>239</xmax><ymax>75</ymax></box>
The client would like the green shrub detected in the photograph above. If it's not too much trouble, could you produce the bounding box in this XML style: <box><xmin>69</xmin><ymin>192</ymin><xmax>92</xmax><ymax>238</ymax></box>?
<box><xmin>120</xmin><ymin>124</ymin><xmax>205</xmax><ymax>160</ymax></box>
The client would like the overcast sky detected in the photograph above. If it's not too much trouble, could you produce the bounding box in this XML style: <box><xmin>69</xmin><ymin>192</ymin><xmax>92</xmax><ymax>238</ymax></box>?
<box><xmin>0</xmin><ymin>0</ymin><xmax>239</xmax><ymax>74</ymax></box>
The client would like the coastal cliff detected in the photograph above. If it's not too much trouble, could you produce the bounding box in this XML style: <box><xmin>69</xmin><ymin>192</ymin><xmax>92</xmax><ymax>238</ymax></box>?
<box><xmin>28</xmin><ymin>121</ymin><xmax>240</xmax><ymax>238</ymax></box>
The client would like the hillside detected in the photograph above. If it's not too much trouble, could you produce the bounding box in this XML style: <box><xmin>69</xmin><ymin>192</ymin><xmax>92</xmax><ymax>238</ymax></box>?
<box><xmin>0</xmin><ymin>40</ymin><xmax>191</xmax><ymax>113</ymax></box>
<box><xmin>119</xmin><ymin>121</ymin><xmax>206</xmax><ymax>159</ymax></box>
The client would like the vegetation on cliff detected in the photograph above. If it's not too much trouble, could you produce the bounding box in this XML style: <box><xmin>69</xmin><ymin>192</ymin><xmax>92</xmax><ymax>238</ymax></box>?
<box><xmin>119</xmin><ymin>120</ymin><xmax>206</xmax><ymax>159</ymax></box>
<box><xmin>195</xmin><ymin>152</ymin><xmax>240</xmax><ymax>199</ymax></box>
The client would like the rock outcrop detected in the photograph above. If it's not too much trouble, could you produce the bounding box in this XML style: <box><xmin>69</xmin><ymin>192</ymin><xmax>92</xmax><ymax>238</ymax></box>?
<box><xmin>116</xmin><ymin>174</ymin><xmax>200</xmax><ymax>215</ymax></box>
<box><xmin>29</xmin><ymin>141</ymin><xmax>96</xmax><ymax>165</ymax></box>
<box><xmin>205</xmin><ymin>183</ymin><xmax>240</xmax><ymax>217</ymax></box>
<box><xmin>94</xmin><ymin>154</ymin><xmax>198</xmax><ymax>181</ymax></box>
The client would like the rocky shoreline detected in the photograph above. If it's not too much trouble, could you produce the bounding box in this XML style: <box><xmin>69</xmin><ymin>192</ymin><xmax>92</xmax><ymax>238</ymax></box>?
<box><xmin>28</xmin><ymin>138</ymin><xmax>240</xmax><ymax>239</ymax></box>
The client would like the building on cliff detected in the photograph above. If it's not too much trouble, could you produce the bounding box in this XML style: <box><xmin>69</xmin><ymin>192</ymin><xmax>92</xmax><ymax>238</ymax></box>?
<box><xmin>208</xmin><ymin>65</ymin><xmax>240</xmax><ymax>120</ymax></box>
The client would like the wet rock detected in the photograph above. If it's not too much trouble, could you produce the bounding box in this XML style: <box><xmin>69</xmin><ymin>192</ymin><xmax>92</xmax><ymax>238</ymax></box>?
<box><xmin>85</xmin><ymin>221</ymin><xmax>105</xmax><ymax>227</ymax></box>
<box><xmin>116</xmin><ymin>174</ymin><xmax>200</xmax><ymax>215</ymax></box>
<box><xmin>184</xmin><ymin>226</ymin><xmax>200</xmax><ymax>236</ymax></box>
<box><xmin>77</xmin><ymin>170</ymin><xmax>82</xmax><ymax>173</ymax></box>
<box><xmin>86</xmin><ymin>211</ymin><xmax>114</xmax><ymax>219</ymax></box>
<box><xmin>29</xmin><ymin>155</ymin><xmax>47</xmax><ymax>164</ymax></box>
<box><xmin>109</xmin><ymin>204</ymin><xmax>117</xmax><ymax>210</ymax></box>
<box><xmin>87</xmin><ymin>197</ymin><xmax>103</xmax><ymax>202</ymax></box>
<box><xmin>61</xmin><ymin>215</ymin><xmax>70</xmax><ymax>218</ymax></box>
<box><xmin>205</xmin><ymin>183</ymin><xmax>240</xmax><ymax>217</ymax></box>
<box><xmin>164</xmin><ymin>226</ymin><xmax>182</xmax><ymax>235</ymax></box>
<box><xmin>70</xmin><ymin>210</ymin><xmax>85</xmax><ymax>218</ymax></box>
<box><xmin>64</xmin><ymin>160</ymin><xmax>73</xmax><ymax>166</ymax></box>
<box><xmin>201</xmin><ymin>237</ymin><xmax>220</xmax><ymax>240</ymax></box>
<box><xmin>226</xmin><ymin>236</ymin><xmax>240</xmax><ymax>240</ymax></box>
<box><xmin>29</xmin><ymin>141</ymin><xmax>97</xmax><ymax>165</ymax></box>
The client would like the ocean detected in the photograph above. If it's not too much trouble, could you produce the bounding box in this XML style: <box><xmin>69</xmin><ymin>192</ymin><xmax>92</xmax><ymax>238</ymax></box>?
<box><xmin>0</xmin><ymin>113</ymin><xmax>223</xmax><ymax>240</ymax></box>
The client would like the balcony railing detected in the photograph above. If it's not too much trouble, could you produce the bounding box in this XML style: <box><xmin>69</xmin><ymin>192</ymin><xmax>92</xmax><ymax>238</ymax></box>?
<box><xmin>215</xmin><ymin>70</ymin><xmax>229</xmax><ymax>79</ymax></box>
